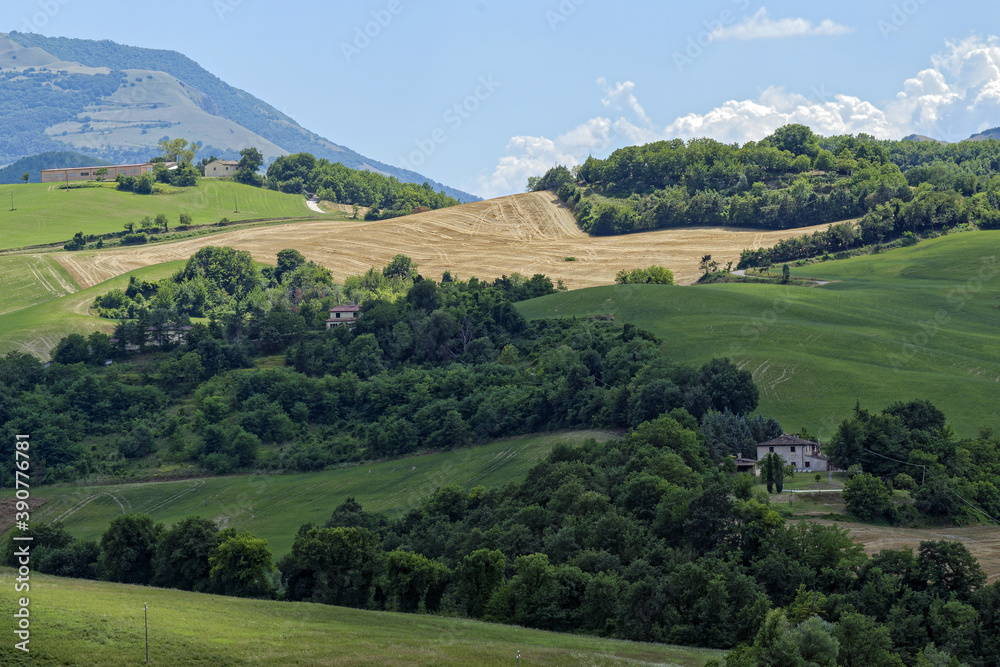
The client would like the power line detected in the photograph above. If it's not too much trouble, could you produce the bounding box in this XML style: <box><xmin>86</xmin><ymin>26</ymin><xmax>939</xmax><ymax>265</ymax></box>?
<box><xmin>949</xmin><ymin>490</ymin><xmax>1000</xmax><ymax>525</ymax></box>
<box><xmin>860</xmin><ymin>446</ymin><xmax>928</xmax><ymax>484</ymax></box>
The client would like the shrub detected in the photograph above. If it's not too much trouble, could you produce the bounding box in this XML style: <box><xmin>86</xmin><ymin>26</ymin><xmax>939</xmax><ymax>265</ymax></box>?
<box><xmin>843</xmin><ymin>473</ymin><xmax>895</xmax><ymax>521</ymax></box>
<box><xmin>121</xmin><ymin>233</ymin><xmax>148</xmax><ymax>246</ymax></box>
<box><xmin>893</xmin><ymin>473</ymin><xmax>916</xmax><ymax>491</ymax></box>
<box><xmin>63</xmin><ymin>231</ymin><xmax>87</xmax><ymax>251</ymax></box>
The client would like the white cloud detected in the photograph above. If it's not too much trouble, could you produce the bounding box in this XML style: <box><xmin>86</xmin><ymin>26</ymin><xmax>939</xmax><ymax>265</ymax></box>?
<box><xmin>709</xmin><ymin>7</ymin><xmax>852</xmax><ymax>42</ymax></box>
<box><xmin>479</xmin><ymin>36</ymin><xmax>1000</xmax><ymax>198</ymax></box>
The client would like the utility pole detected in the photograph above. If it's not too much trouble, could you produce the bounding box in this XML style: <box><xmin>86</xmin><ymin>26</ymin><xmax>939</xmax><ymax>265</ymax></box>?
<box><xmin>234</xmin><ymin>195</ymin><xmax>238</xmax><ymax>213</ymax></box>
<box><xmin>144</xmin><ymin>602</ymin><xmax>149</xmax><ymax>664</ymax></box>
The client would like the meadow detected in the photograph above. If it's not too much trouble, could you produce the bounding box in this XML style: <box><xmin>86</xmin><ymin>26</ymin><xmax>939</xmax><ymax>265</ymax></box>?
<box><xmin>0</xmin><ymin>261</ymin><xmax>183</xmax><ymax>358</ymax></box>
<box><xmin>0</xmin><ymin>569</ymin><xmax>720</xmax><ymax>666</ymax></box>
<box><xmin>31</xmin><ymin>431</ymin><xmax>616</xmax><ymax>558</ymax></box>
<box><xmin>0</xmin><ymin>254</ymin><xmax>78</xmax><ymax>316</ymax></box>
<box><xmin>518</xmin><ymin>230</ymin><xmax>1000</xmax><ymax>439</ymax></box>
<box><xmin>0</xmin><ymin>179</ymin><xmax>325</xmax><ymax>250</ymax></box>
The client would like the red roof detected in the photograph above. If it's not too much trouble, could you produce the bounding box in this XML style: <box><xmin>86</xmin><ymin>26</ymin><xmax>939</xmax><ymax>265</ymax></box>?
<box><xmin>330</xmin><ymin>304</ymin><xmax>360</xmax><ymax>313</ymax></box>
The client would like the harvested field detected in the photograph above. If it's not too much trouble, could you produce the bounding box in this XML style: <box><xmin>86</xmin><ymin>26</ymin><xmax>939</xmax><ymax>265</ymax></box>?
<box><xmin>54</xmin><ymin>191</ymin><xmax>836</xmax><ymax>289</ymax></box>
<box><xmin>813</xmin><ymin>520</ymin><xmax>1000</xmax><ymax>583</ymax></box>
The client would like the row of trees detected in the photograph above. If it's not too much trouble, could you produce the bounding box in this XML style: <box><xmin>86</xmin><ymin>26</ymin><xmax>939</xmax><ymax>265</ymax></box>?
<box><xmin>2</xmin><ymin>516</ymin><xmax>277</xmax><ymax>599</ymax></box>
<box><xmin>736</xmin><ymin>183</ymin><xmax>995</xmax><ymax>268</ymax></box>
<box><xmin>532</xmin><ymin>124</ymin><xmax>1000</xmax><ymax>241</ymax></box>
<box><xmin>264</xmin><ymin>152</ymin><xmax>461</xmax><ymax>215</ymax></box>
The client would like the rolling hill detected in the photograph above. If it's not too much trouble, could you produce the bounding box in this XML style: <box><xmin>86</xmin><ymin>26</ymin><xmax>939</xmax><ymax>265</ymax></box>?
<box><xmin>47</xmin><ymin>191</ymin><xmax>834</xmax><ymax>290</ymax></box>
<box><xmin>0</xmin><ymin>179</ymin><xmax>325</xmax><ymax>250</ymax></box>
<box><xmin>0</xmin><ymin>568</ymin><xmax>720</xmax><ymax>666</ymax></box>
<box><xmin>517</xmin><ymin>230</ymin><xmax>1000</xmax><ymax>440</ymax></box>
<box><xmin>0</xmin><ymin>32</ymin><xmax>477</xmax><ymax>202</ymax></box>
<box><xmin>28</xmin><ymin>431</ymin><xmax>614</xmax><ymax>559</ymax></box>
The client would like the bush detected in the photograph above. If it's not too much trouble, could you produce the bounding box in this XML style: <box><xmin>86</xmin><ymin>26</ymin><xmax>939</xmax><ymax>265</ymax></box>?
<box><xmin>63</xmin><ymin>231</ymin><xmax>87</xmax><ymax>251</ymax></box>
<box><xmin>843</xmin><ymin>473</ymin><xmax>895</xmax><ymax>521</ymax></box>
<box><xmin>893</xmin><ymin>473</ymin><xmax>916</xmax><ymax>491</ymax></box>
<box><xmin>121</xmin><ymin>233</ymin><xmax>148</xmax><ymax>245</ymax></box>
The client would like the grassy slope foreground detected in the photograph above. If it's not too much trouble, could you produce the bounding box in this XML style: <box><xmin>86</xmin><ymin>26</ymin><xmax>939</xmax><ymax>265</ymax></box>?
<box><xmin>0</xmin><ymin>570</ymin><xmax>719</xmax><ymax>667</ymax></box>
<box><xmin>29</xmin><ymin>431</ymin><xmax>615</xmax><ymax>558</ymax></box>
<box><xmin>0</xmin><ymin>180</ymin><xmax>325</xmax><ymax>249</ymax></box>
<box><xmin>518</xmin><ymin>231</ymin><xmax>1000</xmax><ymax>439</ymax></box>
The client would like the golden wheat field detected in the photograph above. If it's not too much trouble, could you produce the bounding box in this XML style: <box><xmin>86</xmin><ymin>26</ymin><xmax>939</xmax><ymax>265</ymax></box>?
<box><xmin>53</xmin><ymin>192</ymin><xmax>836</xmax><ymax>290</ymax></box>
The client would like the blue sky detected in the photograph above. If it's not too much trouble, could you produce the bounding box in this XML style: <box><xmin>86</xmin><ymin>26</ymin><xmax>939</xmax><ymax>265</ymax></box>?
<box><xmin>8</xmin><ymin>0</ymin><xmax>1000</xmax><ymax>198</ymax></box>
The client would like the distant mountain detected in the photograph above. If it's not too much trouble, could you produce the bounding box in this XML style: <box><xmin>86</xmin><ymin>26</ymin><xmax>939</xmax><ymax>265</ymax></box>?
<box><xmin>967</xmin><ymin>127</ymin><xmax>1000</xmax><ymax>142</ymax></box>
<box><xmin>0</xmin><ymin>32</ymin><xmax>478</xmax><ymax>202</ymax></box>
<box><xmin>902</xmin><ymin>134</ymin><xmax>949</xmax><ymax>145</ymax></box>
<box><xmin>0</xmin><ymin>150</ymin><xmax>111</xmax><ymax>184</ymax></box>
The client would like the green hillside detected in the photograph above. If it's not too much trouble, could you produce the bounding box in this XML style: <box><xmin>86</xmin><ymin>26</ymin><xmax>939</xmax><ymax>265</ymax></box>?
<box><xmin>0</xmin><ymin>255</ymin><xmax>78</xmax><ymax>316</ymax></box>
<box><xmin>0</xmin><ymin>261</ymin><xmax>181</xmax><ymax>358</ymax></box>
<box><xmin>0</xmin><ymin>180</ymin><xmax>322</xmax><ymax>249</ymax></box>
<box><xmin>0</xmin><ymin>569</ymin><xmax>718</xmax><ymax>666</ymax></box>
<box><xmin>517</xmin><ymin>231</ymin><xmax>1000</xmax><ymax>439</ymax></box>
<box><xmin>31</xmin><ymin>431</ymin><xmax>615</xmax><ymax>558</ymax></box>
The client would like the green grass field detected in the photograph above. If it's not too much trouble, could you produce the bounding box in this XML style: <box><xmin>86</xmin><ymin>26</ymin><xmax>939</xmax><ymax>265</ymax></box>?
<box><xmin>31</xmin><ymin>431</ymin><xmax>616</xmax><ymax>558</ymax></box>
<box><xmin>0</xmin><ymin>255</ymin><xmax>79</xmax><ymax>316</ymax></box>
<box><xmin>518</xmin><ymin>231</ymin><xmax>1000</xmax><ymax>439</ymax></box>
<box><xmin>0</xmin><ymin>180</ymin><xmax>325</xmax><ymax>250</ymax></box>
<box><xmin>0</xmin><ymin>569</ymin><xmax>720</xmax><ymax>666</ymax></box>
<box><xmin>0</xmin><ymin>261</ymin><xmax>183</xmax><ymax>358</ymax></box>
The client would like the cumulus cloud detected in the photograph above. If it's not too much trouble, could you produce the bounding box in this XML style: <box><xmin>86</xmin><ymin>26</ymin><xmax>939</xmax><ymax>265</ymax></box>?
<box><xmin>709</xmin><ymin>7</ymin><xmax>852</xmax><ymax>42</ymax></box>
<box><xmin>478</xmin><ymin>36</ymin><xmax>1000</xmax><ymax>198</ymax></box>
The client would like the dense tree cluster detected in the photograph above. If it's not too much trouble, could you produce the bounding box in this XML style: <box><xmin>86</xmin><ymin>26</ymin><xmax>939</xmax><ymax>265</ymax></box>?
<box><xmin>2</xmin><ymin>516</ymin><xmax>276</xmax><ymax>598</ymax></box>
<box><xmin>2</xmin><ymin>247</ymin><xmax>759</xmax><ymax>483</ymax></box>
<box><xmin>829</xmin><ymin>401</ymin><xmax>1000</xmax><ymax>525</ymax></box>
<box><xmin>6</xmin><ymin>413</ymin><xmax>998</xmax><ymax>664</ymax></box>
<box><xmin>531</xmin><ymin>125</ymin><xmax>1000</xmax><ymax>252</ymax></box>
<box><xmin>264</xmin><ymin>152</ymin><xmax>461</xmax><ymax>217</ymax></box>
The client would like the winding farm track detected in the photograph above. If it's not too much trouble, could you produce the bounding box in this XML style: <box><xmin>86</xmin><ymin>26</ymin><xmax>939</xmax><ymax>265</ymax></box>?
<box><xmin>53</xmin><ymin>192</ymin><xmax>836</xmax><ymax>289</ymax></box>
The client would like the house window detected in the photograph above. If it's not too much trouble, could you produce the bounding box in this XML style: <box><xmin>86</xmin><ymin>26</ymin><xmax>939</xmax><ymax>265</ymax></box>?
<box><xmin>80</xmin><ymin>172</ymin><xmax>89</xmax><ymax>176</ymax></box>
<box><xmin>336</xmin><ymin>313</ymin><xmax>341</xmax><ymax>318</ymax></box>
<box><xmin>805</xmin><ymin>461</ymin><xmax>811</xmax><ymax>468</ymax></box>
<box><xmin>790</xmin><ymin>446</ymin><xmax>796</xmax><ymax>452</ymax></box>
<box><xmin>769</xmin><ymin>446</ymin><xmax>774</xmax><ymax>452</ymax></box>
